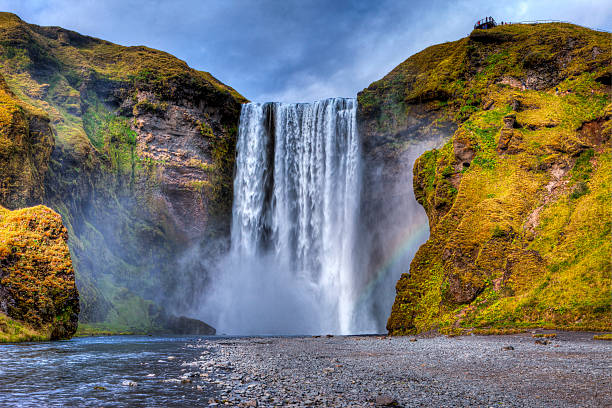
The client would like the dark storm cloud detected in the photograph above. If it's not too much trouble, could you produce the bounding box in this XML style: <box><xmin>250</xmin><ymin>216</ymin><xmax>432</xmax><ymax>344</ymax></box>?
<box><xmin>1</xmin><ymin>0</ymin><xmax>611</xmax><ymax>102</ymax></box>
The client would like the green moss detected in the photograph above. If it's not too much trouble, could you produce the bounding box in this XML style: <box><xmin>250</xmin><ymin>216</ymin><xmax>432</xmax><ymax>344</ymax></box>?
<box><xmin>0</xmin><ymin>12</ymin><xmax>247</xmax><ymax>103</ymax></box>
<box><xmin>0</xmin><ymin>205</ymin><xmax>79</xmax><ymax>340</ymax></box>
<box><xmin>75</xmin><ymin>323</ymin><xmax>133</xmax><ymax>336</ymax></box>
<box><xmin>133</xmin><ymin>99</ymin><xmax>168</xmax><ymax>115</ymax></box>
<box><xmin>491</xmin><ymin>225</ymin><xmax>505</xmax><ymax>238</ymax></box>
<box><xmin>0</xmin><ymin>313</ymin><xmax>47</xmax><ymax>342</ymax></box>
<box><xmin>386</xmin><ymin>23</ymin><xmax>611</xmax><ymax>335</ymax></box>
<box><xmin>189</xmin><ymin>180</ymin><xmax>211</xmax><ymax>192</ymax></box>
<box><xmin>84</xmin><ymin>102</ymin><xmax>137</xmax><ymax>149</ymax></box>
<box><xmin>0</xmin><ymin>12</ymin><xmax>248</xmax><ymax>334</ymax></box>
<box><xmin>205</xmin><ymin>124</ymin><xmax>238</xmax><ymax>217</ymax></box>
<box><xmin>360</xmin><ymin>22</ymin><xmax>610</xmax><ymax>137</ymax></box>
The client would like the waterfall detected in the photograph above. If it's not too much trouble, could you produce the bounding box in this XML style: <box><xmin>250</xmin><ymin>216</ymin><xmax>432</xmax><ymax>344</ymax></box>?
<box><xmin>229</xmin><ymin>98</ymin><xmax>363</xmax><ymax>334</ymax></box>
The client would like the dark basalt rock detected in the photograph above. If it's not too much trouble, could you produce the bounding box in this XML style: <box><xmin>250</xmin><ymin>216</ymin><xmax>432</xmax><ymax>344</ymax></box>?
<box><xmin>469</xmin><ymin>29</ymin><xmax>514</xmax><ymax>43</ymax></box>
<box><xmin>159</xmin><ymin>314</ymin><xmax>216</xmax><ymax>335</ymax></box>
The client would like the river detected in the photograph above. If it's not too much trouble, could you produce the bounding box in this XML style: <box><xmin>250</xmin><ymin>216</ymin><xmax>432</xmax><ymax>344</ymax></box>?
<box><xmin>0</xmin><ymin>335</ymin><xmax>218</xmax><ymax>407</ymax></box>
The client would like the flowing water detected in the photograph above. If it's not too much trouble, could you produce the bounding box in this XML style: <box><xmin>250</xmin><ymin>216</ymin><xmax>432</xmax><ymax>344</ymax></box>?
<box><xmin>199</xmin><ymin>97</ymin><xmax>444</xmax><ymax>335</ymax></box>
<box><xmin>0</xmin><ymin>336</ymin><xmax>218</xmax><ymax>407</ymax></box>
<box><xmin>203</xmin><ymin>98</ymin><xmax>366</xmax><ymax>335</ymax></box>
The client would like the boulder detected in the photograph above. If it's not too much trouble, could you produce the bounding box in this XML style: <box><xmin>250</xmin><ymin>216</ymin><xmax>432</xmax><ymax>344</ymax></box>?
<box><xmin>0</xmin><ymin>205</ymin><xmax>79</xmax><ymax>341</ymax></box>
<box><xmin>158</xmin><ymin>314</ymin><xmax>216</xmax><ymax>335</ymax></box>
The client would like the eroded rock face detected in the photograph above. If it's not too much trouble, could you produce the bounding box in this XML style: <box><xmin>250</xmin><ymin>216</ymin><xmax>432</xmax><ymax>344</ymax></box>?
<box><xmin>0</xmin><ymin>205</ymin><xmax>79</xmax><ymax>340</ymax></box>
<box><xmin>357</xmin><ymin>22</ymin><xmax>611</xmax><ymax>335</ymax></box>
<box><xmin>357</xmin><ymin>93</ymin><xmax>456</xmax><ymax>332</ymax></box>
<box><xmin>0</xmin><ymin>12</ymin><xmax>245</xmax><ymax>332</ymax></box>
<box><xmin>130</xmin><ymin>89</ymin><xmax>231</xmax><ymax>239</ymax></box>
<box><xmin>0</xmin><ymin>77</ymin><xmax>54</xmax><ymax>209</ymax></box>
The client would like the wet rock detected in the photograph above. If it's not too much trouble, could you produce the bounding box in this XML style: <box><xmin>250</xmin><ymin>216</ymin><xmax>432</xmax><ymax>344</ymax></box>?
<box><xmin>158</xmin><ymin>314</ymin><xmax>216</xmax><ymax>335</ymax></box>
<box><xmin>375</xmin><ymin>394</ymin><xmax>399</xmax><ymax>406</ymax></box>
<box><xmin>535</xmin><ymin>339</ymin><xmax>550</xmax><ymax>345</ymax></box>
<box><xmin>502</xmin><ymin>346</ymin><xmax>514</xmax><ymax>350</ymax></box>
<box><xmin>446</xmin><ymin>273</ymin><xmax>484</xmax><ymax>304</ymax></box>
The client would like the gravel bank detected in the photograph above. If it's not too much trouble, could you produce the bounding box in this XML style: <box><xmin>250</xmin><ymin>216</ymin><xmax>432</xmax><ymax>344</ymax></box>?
<box><xmin>191</xmin><ymin>332</ymin><xmax>611</xmax><ymax>407</ymax></box>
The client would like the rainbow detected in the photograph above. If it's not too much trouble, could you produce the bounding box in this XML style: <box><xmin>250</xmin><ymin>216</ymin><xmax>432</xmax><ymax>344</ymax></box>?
<box><xmin>354</xmin><ymin>220</ymin><xmax>430</xmax><ymax>309</ymax></box>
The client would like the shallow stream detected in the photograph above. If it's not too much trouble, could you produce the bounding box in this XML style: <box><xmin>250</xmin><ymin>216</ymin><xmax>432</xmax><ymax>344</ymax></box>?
<box><xmin>0</xmin><ymin>335</ymin><xmax>218</xmax><ymax>407</ymax></box>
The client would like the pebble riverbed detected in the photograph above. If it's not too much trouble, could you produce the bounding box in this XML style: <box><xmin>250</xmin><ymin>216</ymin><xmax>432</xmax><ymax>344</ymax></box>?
<box><xmin>1</xmin><ymin>332</ymin><xmax>610</xmax><ymax>407</ymax></box>
<box><xmin>189</xmin><ymin>331</ymin><xmax>611</xmax><ymax>407</ymax></box>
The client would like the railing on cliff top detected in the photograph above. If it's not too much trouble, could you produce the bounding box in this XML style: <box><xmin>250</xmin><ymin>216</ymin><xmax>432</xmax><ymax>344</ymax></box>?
<box><xmin>499</xmin><ymin>19</ymin><xmax>610</xmax><ymax>33</ymax></box>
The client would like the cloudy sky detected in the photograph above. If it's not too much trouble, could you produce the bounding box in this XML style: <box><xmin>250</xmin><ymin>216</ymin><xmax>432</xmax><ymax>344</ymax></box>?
<box><xmin>2</xmin><ymin>0</ymin><xmax>611</xmax><ymax>102</ymax></box>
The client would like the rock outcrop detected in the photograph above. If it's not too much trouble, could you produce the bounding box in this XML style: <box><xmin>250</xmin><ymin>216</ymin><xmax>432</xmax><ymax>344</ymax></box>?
<box><xmin>357</xmin><ymin>22</ymin><xmax>611</xmax><ymax>335</ymax></box>
<box><xmin>158</xmin><ymin>314</ymin><xmax>216</xmax><ymax>335</ymax></box>
<box><xmin>0</xmin><ymin>12</ymin><xmax>245</xmax><ymax>333</ymax></box>
<box><xmin>0</xmin><ymin>205</ymin><xmax>79</xmax><ymax>341</ymax></box>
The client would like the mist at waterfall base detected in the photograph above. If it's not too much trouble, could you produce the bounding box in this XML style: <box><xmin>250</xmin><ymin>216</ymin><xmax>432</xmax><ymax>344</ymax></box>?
<box><xmin>196</xmin><ymin>98</ymin><xmax>441</xmax><ymax>335</ymax></box>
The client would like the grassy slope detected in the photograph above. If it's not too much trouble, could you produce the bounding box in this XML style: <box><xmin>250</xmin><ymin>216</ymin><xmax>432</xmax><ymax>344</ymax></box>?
<box><xmin>0</xmin><ymin>12</ymin><xmax>246</xmax><ymax>332</ymax></box>
<box><xmin>371</xmin><ymin>23</ymin><xmax>611</xmax><ymax>334</ymax></box>
<box><xmin>0</xmin><ymin>313</ymin><xmax>47</xmax><ymax>342</ymax></box>
<box><xmin>0</xmin><ymin>11</ymin><xmax>245</xmax><ymax>158</ymax></box>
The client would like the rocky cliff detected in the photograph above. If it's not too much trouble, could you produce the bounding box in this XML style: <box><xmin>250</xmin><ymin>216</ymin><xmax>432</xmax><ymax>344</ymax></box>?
<box><xmin>0</xmin><ymin>205</ymin><xmax>78</xmax><ymax>342</ymax></box>
<box><xmin>0</xmin><ymin>12</ymin><xmax>246</xmax><ymax>333</ymax></box>
<box><xmin>357</xmin><ymin>22</ymin><xmax>611</xmax><ymax>335</ymax></box>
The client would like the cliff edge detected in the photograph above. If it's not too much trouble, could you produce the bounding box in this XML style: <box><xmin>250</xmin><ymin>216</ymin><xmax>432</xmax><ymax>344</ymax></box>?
<box><xmin>0</xmin><ymin>12</ymin><xmax>245</xmax><ymax>332</ymax></box>
<box><xmin>358</xmin><ymin>22</ymin><xmax>611</xmax><ymax>334</ymax></box>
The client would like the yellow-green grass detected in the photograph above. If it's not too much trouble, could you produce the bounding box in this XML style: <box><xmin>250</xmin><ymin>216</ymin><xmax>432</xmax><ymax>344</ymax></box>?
<box><xmin>0</xmin><ymin>313</ymin><xmax>47</xmax><ymax>342</ymax></box>
<box><xmin>532</xmin><ymin>333</ymin><xmax>557</xmax><ymax>338</ymax></box>
<box><xmin>0</xmin><ymin>205</ymin><xmax>79</xmax><ymax>340</ymax></box>
<box><xmin>0</xmin><ymin>12</ymin><xmax>245</xmax><ymax>333</ymax></box>
<box><xmin>359</xmin><ymin>22</ymin><xmax>610</xmax><ymax>135</ymax></box>
<box><xmin>386</xmin><ymin>24</ymin><xmax>611</xmax><ymax>335</ymax></box>
<box><xmin>75</xmin><ymin>323</ymin><xmax>134</xmax><ymax>337</ymax></box>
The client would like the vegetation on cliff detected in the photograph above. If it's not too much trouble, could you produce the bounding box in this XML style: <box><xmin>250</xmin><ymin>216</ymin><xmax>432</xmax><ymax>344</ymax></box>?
<box><xmin>0</xmin><ymin>12</ymin><xmax>245</xmax><ymax>332</ymax></box>
<box><xmin>362</xmin><ymin>23</ymin><xmax>612</xmax><ymax>335</ymax></box>
<box><xmin>0</xmin><ymin>73</ymin><xmax>53</xmax><ymax>208</ymax></box>
<box><xmin>0</xmin><ymin>205</ymin><xmax>79</xmax><ymax>342</ymax></box>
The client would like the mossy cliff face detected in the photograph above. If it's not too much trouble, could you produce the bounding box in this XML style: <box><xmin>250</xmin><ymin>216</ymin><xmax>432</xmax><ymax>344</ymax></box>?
<box><xmin>0</xmin><ymin>74</ymin><xmax>53</xmax><ymax>207</ymax></box>
<box><xmin>0</xmin><ymin>205</ymin><xmax>79</xmax><ymax>342</ymax></box>
<box><xmin>357</xmin><ymin>22</ymin><xmax>611</xmax><ymax>335</ymax></box>
<box><xmin>0</xmin><ymin>12</ymin><xmax>246</xmax><ymax>332</ymax></box>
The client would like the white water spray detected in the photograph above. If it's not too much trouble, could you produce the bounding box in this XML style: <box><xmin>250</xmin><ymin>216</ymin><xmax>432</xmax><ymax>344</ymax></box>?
<box><xmin>210</xmin><ymin>98</ymin><xmax>364</xmax><ymax>335</ymax></box>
